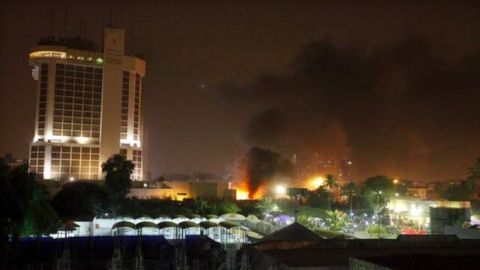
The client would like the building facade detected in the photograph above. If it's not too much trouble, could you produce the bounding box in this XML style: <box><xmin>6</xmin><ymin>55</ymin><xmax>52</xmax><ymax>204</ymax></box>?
<box><xmin>28</xmin><ymin>27</ymin><xmax>146</xmax><ymax>181</ymax></box>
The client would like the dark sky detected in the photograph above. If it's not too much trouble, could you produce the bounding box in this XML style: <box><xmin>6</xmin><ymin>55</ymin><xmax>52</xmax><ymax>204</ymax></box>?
<box><xmin>1</xmin><ymin>1</ymin><xmax>480</xmax><ymax>182</ymax></box>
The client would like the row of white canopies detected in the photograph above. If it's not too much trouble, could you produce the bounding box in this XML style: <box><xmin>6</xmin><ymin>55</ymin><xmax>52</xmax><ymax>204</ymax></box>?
<box><xmin>94</xmin><ymin>213</ymin><xmax>262</xmax><ymax>243</ymax></box>
<box><xmin>96</xmin><ymin>213</ymin><xmax>260</xmax><ymax>226</ymax></box>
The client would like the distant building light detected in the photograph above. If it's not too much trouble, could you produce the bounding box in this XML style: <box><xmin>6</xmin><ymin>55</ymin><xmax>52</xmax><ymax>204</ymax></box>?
<box><xmin>29</xmin><ymin>50</ymin><xmax>67</xmax><ymax>59</ymax></box>
<box><xmin>69</xmin><ymin>176</ymin><xmax>75</xmax><ymax>182</ymax></box>
<box><xmin>32</xmin><ymin>66</ymin><xmax>39</xmax><ymax>80</ymax></box>
<box><xmin>45</xmin><ymin>135</ymin><xmax>69</xmax><ymax>143</ymax></box>
<box><xmin>77</xmin><ymin>56</ymin><xmax>85</xmax><ymax>60</ymax></box>
<box><xmin>120</xmin><ymin>138</ymin><xmax>141</xmax><ymax>147</ymax></box>
<box><xmin>75</xmin><ymin>137</ymin><xmax>90</xmax><ymax>144</ymax></box>
<box><xmin>96</xmin><ymin>58</ymin><xmax>103</xmax><ymax>64</ymax></box>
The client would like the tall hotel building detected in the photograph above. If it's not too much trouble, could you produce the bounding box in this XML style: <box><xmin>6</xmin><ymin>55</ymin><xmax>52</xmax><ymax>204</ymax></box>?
<box><xmin>28</xmin><ymin>27</ymin><xmax>146</xmax><ymax>181</ymax></box>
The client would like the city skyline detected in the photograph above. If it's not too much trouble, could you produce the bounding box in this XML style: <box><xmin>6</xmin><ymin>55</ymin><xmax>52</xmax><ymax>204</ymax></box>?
<box><xmin>1</xmin><ymin>1</ymin><xmax>480</xmax><ymax>182</ymax></box>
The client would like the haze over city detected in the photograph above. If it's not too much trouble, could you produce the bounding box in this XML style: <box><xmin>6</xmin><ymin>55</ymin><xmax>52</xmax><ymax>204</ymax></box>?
<box><xmin>4</xmin><ymin>2</ymin><xmax>480</xmax><ymax>269</ymax></box>
<box><xmin>2</xmin><ymin>0</ymin><xmax>480</xmax><ymax>182</ymax></box>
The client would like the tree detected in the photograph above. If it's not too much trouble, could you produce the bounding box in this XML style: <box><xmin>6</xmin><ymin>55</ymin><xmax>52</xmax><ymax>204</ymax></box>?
<box><xmin>341</xmin><ymin>181</ymin><xmax>357</xmax><ymax>214</ymax></box>
<box><xmin>0</xmin><ymin>160</ymin><xmax>15</xmax><ymax>267</ymax></box>
<box><xmin>218</xmin><ymin>201</ymin><xmax>241</xmax><ymax>214</ymax></box>
<box><xmin>325</xmin><ymin>174</ymin><xmax>338</xmax><ymax>210</ymax></box>
<box><xmin>466</xmin><ymin>158</ymin><xmax>480</xmax><ymax>199</ymax></box>
<box><xmin>362</xmin><ymin>175</ymin><xmax>395</xmax><ymax>212</ymax></box>
<box><xmin>363</xmin><ymin>175</ymin><xmax>395</xmax><ymax>194</ymax></box>
<box><xmin>0</xmin><ymin>161</ymin><xmax>59</xmax><ymax>267</ymax></box>
<box><xmin>325</xmin><ymin>174</ymin><xmax>338</xmax><ymax>190</ymax></box>
<box><xmin>306</xmin><ymin>186</ymin><xmax>330</xmax><ymax>209</ymax></box>
<box><xmin>52</xmin><ymin>182</ymin><xmax>109</xmax><ymax>220</ymax></box>
<box><xmin>21</xmin><ymin>183</ymin><xmax>59</xmax><ymax>236</ymax></box>
<box><xmin>255</xmin><ymin>197</ymin><xmax>277</xmax><ymax>217</ymax></box>
<box><xmin>441</xmin><ymin>182</ymin><xmax>471</xmax><ymax>201</ymax></box>
<box><xmin>102</xmin><ymin>154</ymin><xmax>135</xmax><ymax>204</ymax></box>
<box><xmin>297</xmin><ymin>214</ymin><xmax>314</xmax><ymax>229</ymax></box>
<box><xmin>193</xmin><ymin>198</ymin><xmax>211</xmax><ymax>215</ymax></box>
<box><xmin>325</xmin><ymin>210</ymin><xmax>347</xmax><ymax>231</ymax></box>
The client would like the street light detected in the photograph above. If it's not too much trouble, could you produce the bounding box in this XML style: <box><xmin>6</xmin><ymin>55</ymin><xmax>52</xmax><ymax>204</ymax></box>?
<box><xmin>375</xmin><ymin>190</ymin><xmax>383</xmax><ymax>239</ymax></box>
<box><xmin>275</xmin><ymin>184</ymin><xmax>287</xmax><ymax>196</ymax></box>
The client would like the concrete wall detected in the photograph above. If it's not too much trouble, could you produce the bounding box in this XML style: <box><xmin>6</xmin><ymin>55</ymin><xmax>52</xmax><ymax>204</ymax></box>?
<box><xmin>99</xmin><ymin>27</ymin><xmax>124</xmax><ymax>177</ymax></box>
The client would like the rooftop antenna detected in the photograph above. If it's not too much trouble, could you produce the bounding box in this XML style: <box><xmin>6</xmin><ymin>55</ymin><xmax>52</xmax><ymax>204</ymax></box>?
<box><xmin>64</xmin><ymin>8</ymin><xmax>68</xmax><ymax>37</ymax></box>
<box><xmin>80</xmin><ymin>19</ymin><xmax>86</xmax><ymax>39</ymax></box>
<box><xmin>77</xmin><ymin>19</ymin><xmax>82</xmax><ymax>38</ymax></box>
<box><xmin>108</xmin><ymin>0</ymin><xmax>113</xmax><ymax>26</ymax></box>
<box><xmin>129</xmin><ymin>16</ymin><xmax>134</xmax><ymax>55</ymax></box>
<box><xmin>101</xmin><ymin>7</ymin><xmax>106</xmax><ymax>52</ymax></box>
<box><xmin>120</xmin><ymin>3</ymin><xmax>125</xmax><ymax>28</ymax></box>
<box><xmin>48</xmin><ymin>8</ymin><xmax>54</xmax><ymax>36</ymax></box>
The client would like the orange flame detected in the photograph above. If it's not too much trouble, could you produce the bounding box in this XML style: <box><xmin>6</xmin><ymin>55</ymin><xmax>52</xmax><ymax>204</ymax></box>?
<box><xmin>231</xmin><ymin>181</ymin><xmax>266</xmax><ymax>200</ymax></box>
<box><xmin>236</xmin><ymin>188</ymin><xmax>250</xmax><ymax>200</ymax></box>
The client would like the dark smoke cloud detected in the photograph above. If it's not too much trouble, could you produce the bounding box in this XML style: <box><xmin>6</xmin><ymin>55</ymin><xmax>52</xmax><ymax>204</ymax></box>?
<box><xmin>219</xmin><ymin>36</ymin><xmax>480</xmax><ymax>181</ymax></box>
<box><xmin>244</xmin><ymin>147</ymin><xmax>294</xmax><ymax>197</ymax></box>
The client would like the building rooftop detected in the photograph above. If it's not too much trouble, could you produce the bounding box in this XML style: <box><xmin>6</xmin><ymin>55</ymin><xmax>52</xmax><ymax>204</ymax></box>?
<box><xmin>249</xmin><ymin>234</ymin><xmax>480</xmax><ymax>269</ymax></box>
<box><xmin>38</xmin><ymin>36</ymin><xmax>99</xmax><ymax>51</ymax></box>
<box><xmin>354</xmin><ymin>254</ymin><xmax>480</xmax><ymax>270</ymax></box>
<box><xmin>256</xmin><ymin>222</ymin><xmax>324</xmax><ymax>244</ymax></box>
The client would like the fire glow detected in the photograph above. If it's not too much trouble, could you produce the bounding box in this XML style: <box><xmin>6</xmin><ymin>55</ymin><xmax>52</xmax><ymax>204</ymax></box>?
<box><xmin>307</xmin><ymin>176</ymin><xmax>325</xmax><ymax>190</ymax></box>
<box><xmin>231</xmin><ymin>181</ymin><xmax>266</xmax><ymax>200</ymax></box>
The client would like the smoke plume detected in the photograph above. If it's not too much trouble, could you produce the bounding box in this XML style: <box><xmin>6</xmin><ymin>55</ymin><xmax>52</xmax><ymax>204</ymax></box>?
<box><xmin>220</xmin><ymin>36</ymin><xmax>480</xmax><ymax>181</ymax></box>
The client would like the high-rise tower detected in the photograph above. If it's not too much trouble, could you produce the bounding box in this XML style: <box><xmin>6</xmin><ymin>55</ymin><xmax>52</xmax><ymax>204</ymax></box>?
<box><xmin>28</xmin><ymin>27</ymin><xmax>146</xmax><ymax>181</ymax></box>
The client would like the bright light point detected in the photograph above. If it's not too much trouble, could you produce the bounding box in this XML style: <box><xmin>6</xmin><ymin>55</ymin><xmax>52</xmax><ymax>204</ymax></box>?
<box><xmin>410</xmin><ymin>205</ymin><xmax>423</xmax><ymax>216</ymax></box>
<box><xmin>75</xmin><ymin>137</ymin><xmax>89</xmax><ymax>144</ymax></box>
<box><xmin>378</xmin><ymin>191</ymin><xmax>382</xmax><ymax>194</ymax></box>
<box><xmin>69</xmin><ymin>176</ymin><xmax>75</xmax><ymax>182</ymax></box>
<box><xmin>308</xmin><ymin>176</ymin><xmax>325</xmax><ymax>190</ymax></box>
<box><xmin>143</xmin><ymin>183</ymin><xmax>148</xmax><ymax>188</ymax></box>
<box><xmin>393</xmin><ymin>179</ymin><xmax>399</xmax><ymax>185</ymax></box>
<box><xmin>395</xmin><ymin>192</ymin><xmax>399</xmax><ymax>197</ymax></box>
<box><xmin>236</xmin><ymin>189</ymin><xmax>249</xmax><ymax>200</ymax></box>
<box><xmin>96</xmin><ymin>58</ymin><xmax>103</xmax><ymax>64</ymax></box>
<box><xmin>275</xmin><ymin>184</ymin><xmax>287</xmax><ymax>195</ymax></box>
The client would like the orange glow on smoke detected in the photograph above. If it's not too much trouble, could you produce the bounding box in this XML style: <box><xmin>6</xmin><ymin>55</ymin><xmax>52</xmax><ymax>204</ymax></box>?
<box><xmin>306</xmin><ymin>176</ymin><xmax>325</xmax><ymax>190</ymax></box>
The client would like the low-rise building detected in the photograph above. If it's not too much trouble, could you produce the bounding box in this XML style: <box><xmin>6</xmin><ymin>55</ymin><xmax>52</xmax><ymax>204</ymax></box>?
<box><xmin>127</xmin><ymin>179</ymin><xmax>229</xmax><ymax>200</ymax></box>
<box><xmin>387</xmin><ymin>197</ymin><xmax>470</xmax><ymax>231</ymax></box>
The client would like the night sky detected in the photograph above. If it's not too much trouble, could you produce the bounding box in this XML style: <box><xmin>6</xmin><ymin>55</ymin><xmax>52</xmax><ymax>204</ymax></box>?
<box><xmin>1</xmin><ymin>1</ymin><xmax>480</xmax><ymax>182</ymax></box>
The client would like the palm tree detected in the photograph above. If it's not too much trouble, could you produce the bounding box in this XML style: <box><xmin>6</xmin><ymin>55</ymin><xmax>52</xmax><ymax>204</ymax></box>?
<box><xmin>325</xmin><ymin>174</ymin><xmax>337</xmax><ymax>210</ymax></box>
<box><xmin>255</xmin><ymin>197</ymin><xmax>277</xmax><ymax>217</ymax></box>
<box><xmin>325</xmin><ymin>174</ymin><xmax>338</xmax><ymax>191</ymax></box>
<box><xmin>341</xmin><ymin>181</ymin><xmax>357</xmax><ymax>214</ymax></box>
<box><xmin>325</xmin><ymin>210</ymin><xmax>347</xmax><ymax>231</ymax></box>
